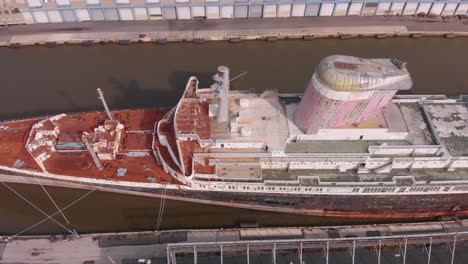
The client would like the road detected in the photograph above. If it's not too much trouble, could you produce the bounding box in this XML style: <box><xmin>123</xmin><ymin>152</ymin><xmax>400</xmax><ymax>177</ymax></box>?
<box><xmin>0</xmin><ymin>16</ymin><xmax>467</xmax><ymax>45</ymax></box>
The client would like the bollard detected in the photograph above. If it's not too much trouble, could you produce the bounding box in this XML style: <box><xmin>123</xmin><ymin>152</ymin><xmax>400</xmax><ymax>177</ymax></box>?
<box><xmin>444</xmin><ymin>33</ymin><xmax>456</xmax><ymax>38</ymax></box>
<box><xmin>375</xmin><ymin>34</ymin><xmax>387</xmax><ymax>39</ymax></box>
<box><xmin>45</xmin><ymin>41</ymin><xmax>57</xmax><ymax>47</ymax></box>
<box><xmin>9</xmin><ymin>42</ymin><xmax>21</xmax><ymax>48</ymax></box>
<box><xmin>193</xmin><ymin>38</ymin><xmax>205</xmax><ymax>44</ymax></box>
<box><xmin>339</xmin><ymin>34</ymin><xmax>351</xmax><ymax>40</ymax></box>
<box><xmin>81</xmin><ymin>40</ymin><xmax>94</xmax><ymax>46</ymax></box>
<box><xmin>154</xmin><ymin>38</ymin><xmax>168</xmax><ymax>44</ymax></box>
<box><xmin>229</xmin><ymin>37</ymin><xmax>241</xmax><ymax>43</ymax></box>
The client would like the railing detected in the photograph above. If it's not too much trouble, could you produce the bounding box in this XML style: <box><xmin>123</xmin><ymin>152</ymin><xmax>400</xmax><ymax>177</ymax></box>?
<box><xmin>167</xmin><ymin>231</ymin><xmax>468</xmax><ymax>264</ymax></box>
<box><xmin>177</xmin><ymin>132</ymin><xmax>211</xmax><ymax>147</ymax></box>
<box><xmin>191</xmin><ymin>178</ymin><xmax>468</xmax><ymax>195</ymax></box>
<box><xmin>421</xmin><ymin>104</ymin><xmax>443</xmax><ymax>146</ymax></box>
<box><xmin>393</xmin><ymin>94</ymin><xmax>447</xmax><ymax>100</ymax></box>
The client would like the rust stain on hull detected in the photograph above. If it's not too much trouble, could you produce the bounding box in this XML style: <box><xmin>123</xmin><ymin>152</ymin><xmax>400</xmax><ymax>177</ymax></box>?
<box><xmin>1</xmin><ymin>172</ymin><xmax>467</xmax><ymax>220</ymax></box>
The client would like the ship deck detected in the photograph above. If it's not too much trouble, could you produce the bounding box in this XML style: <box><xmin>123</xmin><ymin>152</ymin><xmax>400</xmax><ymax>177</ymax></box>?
<box><xmin>285</xmin><ymin>140</ymin><xmax>410</xmax><ymax>153</ymax></box>
<box><xmin>262</xmin><ymin>168</ymin><xmax>468</xmax><ymax>183</ymax></box>
<box><xmin>0</xmin><ymin>109</ymin><xmax>177</xmax><ymax>183</ymax></box>
<box><xmin>190</xmin><ymin>93</ymin><xmax>467</xmax><ymax>184</ymax></box>
<box><xmin>0</xmin><ymin>117</ymin><xmax>43</xmax><ymax>172</ymax></box>
<box><xmin>424</xmin><ymin>103</ymin><xmax>468</xmax><ymax>156</ymax></box>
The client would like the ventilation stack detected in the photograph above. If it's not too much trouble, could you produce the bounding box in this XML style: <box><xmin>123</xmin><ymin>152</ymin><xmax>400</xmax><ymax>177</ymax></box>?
<box><xmin>294</xmin><ymin>55</ymin><xmax>413</xmax><ymax>134</ymax></box>
<box><xmin>213</xmin><ymin>66</ymin><xmax>230</xmax><ymax>123</ymax></box>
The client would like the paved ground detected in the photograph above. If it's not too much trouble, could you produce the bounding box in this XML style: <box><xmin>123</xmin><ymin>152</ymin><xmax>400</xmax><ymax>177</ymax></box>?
<box><xmin>0</xmin><ymin>16</ymin><xmax>467</xmax><ymax>45</ymax></box>
<box><xmin>1</xmin><ymin>220</ymin><xmax>468</xmax><ymax>264</ymax></box>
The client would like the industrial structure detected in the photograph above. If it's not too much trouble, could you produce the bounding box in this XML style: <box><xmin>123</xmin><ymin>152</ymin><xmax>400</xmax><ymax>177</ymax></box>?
<box><xmin>0</xmin><ymin>0</ymin><xmax>467</xmax><ymax>25</ymax></box>
<box><xmin>167</xmin><ymin>231</ymin><xmax>465</xmax><ymax>264</ymax></box>
<box><xmin>0</xmin><ymin>55</ymin><xmax>468</xmax><ymax>221</ymax></box>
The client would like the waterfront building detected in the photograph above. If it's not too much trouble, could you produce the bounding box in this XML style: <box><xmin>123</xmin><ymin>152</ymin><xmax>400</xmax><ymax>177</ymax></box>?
<box><xmin>0</xmin><ymin>0</ymin><xmax>467</xmax><ymax>25</ymax></box>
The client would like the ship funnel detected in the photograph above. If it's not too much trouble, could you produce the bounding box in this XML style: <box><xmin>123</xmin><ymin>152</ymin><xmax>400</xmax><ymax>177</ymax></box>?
<box><xmin>214</xmin><ymin>66</ymin><xmax>230</xmax><ymax>123</ymax></box>
<box><xmin>294</xmin><ymin>55</ymin><xmax>413</xmax><ymax>134</ymax></box>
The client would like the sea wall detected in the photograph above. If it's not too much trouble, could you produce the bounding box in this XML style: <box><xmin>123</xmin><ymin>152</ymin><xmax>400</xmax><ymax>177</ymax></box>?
<box><xmin>1</xmin><ymin>16</ymin><xmax>468</xmax><ymax>47</ymax></box>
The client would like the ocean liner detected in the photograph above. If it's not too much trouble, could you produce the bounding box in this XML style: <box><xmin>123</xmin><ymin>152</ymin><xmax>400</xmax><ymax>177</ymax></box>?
<box><xmin>1</xmin><ymin>55</ymin><xmax>467</xmax><ymax>219</ymax></box>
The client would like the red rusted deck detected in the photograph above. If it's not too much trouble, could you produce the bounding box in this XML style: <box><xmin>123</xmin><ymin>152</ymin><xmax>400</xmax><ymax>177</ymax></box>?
<box><xmin>0</xmin><ymin>109</ymin><xmax>178</xmax><ymax>183</ymax></box>
<box><xmin>0</xmin><ymin>118</ymin><xmax>43</xmax><ymax>171</ymax></box>
<box><xmin>171</xmin><ymin>94</ymin><xmax>212</xmax><ymax>175</ymax></box>
<box><xmin>178</xmin><ymin>141</ymin><xmax>202</xmax><ymax>176</ymax></box>
<box><xmin>154</xmin><ymin>117</ymin><xmax>182</xmax><ymax>174</ymax></box>
<box><xmin>175</xmin><ymin>101</ymin><xmax>211</xmax><ymax>139</ymax></box>
<box><xmin>193</xmin><ymin>156</ymin><xmax>216</xmax><ymax>174</ymax></box>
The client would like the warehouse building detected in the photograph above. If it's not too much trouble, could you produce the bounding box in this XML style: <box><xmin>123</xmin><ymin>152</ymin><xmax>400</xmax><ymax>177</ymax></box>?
<box><xmin>0</xmin><ymin>0</ymin><xmax>467</xmax><ymax>25</ymax></box>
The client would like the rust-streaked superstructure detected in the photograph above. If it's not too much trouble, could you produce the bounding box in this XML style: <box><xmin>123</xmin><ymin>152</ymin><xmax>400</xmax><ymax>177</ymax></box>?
<box><xmin>294</xmin><ymin>56</ymin><xmax>412</xmax><ymax>133</ymax></box>
<box><xmin>1</xmin><ymin>55</ymin><xmax>468</xmax><ymax>220</ymax></box>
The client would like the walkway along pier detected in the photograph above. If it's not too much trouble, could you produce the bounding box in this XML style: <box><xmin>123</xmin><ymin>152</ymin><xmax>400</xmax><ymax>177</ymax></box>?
<box><xmin>3</xmin><ymin>220</ymin><xmax>468</xmax><ymax>263</ymax></box>
<box><xmin>0</xmin><ymin>16</ymin><xmax>468</xmax><ymax>47</ymax></box>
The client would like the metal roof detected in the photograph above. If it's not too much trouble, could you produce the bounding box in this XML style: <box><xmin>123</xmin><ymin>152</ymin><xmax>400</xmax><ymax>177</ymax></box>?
<box><xmin>315</xmin><ymin>55</ymin><xmax>413</xmax><ymax>92</ymax></box>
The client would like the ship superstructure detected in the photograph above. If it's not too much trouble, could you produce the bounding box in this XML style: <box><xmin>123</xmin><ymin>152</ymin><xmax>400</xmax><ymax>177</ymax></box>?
<box><xmin>164</xmin><ymin>56</ymin><xmax>467</xmax><ymax>184</ymax></box>
<box><xmin>0</xmin><ymin>55</ymin><xmax>467</xmax><ymax>219</ymax></box>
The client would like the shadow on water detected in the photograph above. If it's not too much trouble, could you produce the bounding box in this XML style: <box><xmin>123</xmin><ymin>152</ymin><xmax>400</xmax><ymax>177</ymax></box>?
<box><xmin>108</xmin><ymin>77</ymin><xmax>174</xmax><ymax>109</ymax></box>
<box><xmin>0</xmin><ymin>71</ymin><xmax>214</xmax><ymax>120</ymax></box>
<box><xmin>108</xmin><ymin>71</ymin><xmax>215</xmax><ymax>109</ymax></box>
<box><xmin>0</xmin><ymin>183</ymin><xmax>420</xmax><ymax>236</ymax></box>
<box><xmin>168</xmin><ymin>71</ymin><xmax>216</xmax><ymax>90</ymax></box>
<box><xmin>1</xmin><ymin>38</ymin><xmax>467</xmax><ymax>120</ymax></box>
<box><xmin>56</xmin><ymin>89</ymin><xmax>81</xmax><ymax>110</ymax></box>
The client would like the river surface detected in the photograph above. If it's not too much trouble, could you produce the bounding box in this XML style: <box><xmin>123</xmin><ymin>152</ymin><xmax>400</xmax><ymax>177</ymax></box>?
<box><xmin>0</xmin><ymin>37</ymin><xmax>467</xmax><ymax>235</ymax></box>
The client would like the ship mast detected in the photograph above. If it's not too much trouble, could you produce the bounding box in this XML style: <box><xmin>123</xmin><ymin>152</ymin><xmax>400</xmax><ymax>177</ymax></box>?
<box><xmin>96</xmin><ymin>88</ymin><xmax>113</xmax><ymax>120</ymax></box>
<box><xmin>213</xmin><ymin>66</ymin><xmax>230</xmax><ymax>123</ymax></box>
<box><xmin>83</xmin><ymin>139</ymin><xmax>103</xmax><ymax>170</ymax></box>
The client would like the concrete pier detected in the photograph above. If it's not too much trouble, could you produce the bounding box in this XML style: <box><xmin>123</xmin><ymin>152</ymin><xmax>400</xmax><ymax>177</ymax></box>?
<box><xmin>2</xmin><ymin>220</ymin><xmax>468</xmax><ymax>263</ymax></box>
<box><xmin>0</xmin><ymin>16</ymin><xmax>467</xmax><ymax>47</ymax></box>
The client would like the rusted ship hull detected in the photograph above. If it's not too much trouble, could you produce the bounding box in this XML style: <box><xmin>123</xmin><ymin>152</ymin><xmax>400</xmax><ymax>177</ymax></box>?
<box><xmin>2</xmin><ymin>169</ymin><xmax>467</xmax><ymax>220</ymax></box>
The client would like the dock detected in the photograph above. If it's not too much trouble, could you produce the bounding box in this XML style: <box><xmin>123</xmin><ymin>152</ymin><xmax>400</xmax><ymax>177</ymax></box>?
<box><xmin>2</xmin><ymin>220</ymin><xmax>468</xmax><ymax>263</ymax></box>
<box><xmin>0</xmin><ymin>16</ymin><xmax>468</xmax><ymax>47</ymax></box>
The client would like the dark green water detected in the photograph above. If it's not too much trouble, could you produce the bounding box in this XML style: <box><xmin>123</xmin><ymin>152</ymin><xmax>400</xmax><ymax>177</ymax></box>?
<box><xmin>0</xmin><ymin>37</ymin><xmax>466</xmax><ymax>235</ymax></box>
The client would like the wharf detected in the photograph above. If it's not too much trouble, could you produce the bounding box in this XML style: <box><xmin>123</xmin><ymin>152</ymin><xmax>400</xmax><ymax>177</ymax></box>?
<box><xmin>2</xmin><ymin>220</ymin><xmax>468</xmax><ymax>263</ymax></box>
<box><xmin>0</xmin><ymin>16</ymin><xmax>467</xmax><ymax>47</ymax></box>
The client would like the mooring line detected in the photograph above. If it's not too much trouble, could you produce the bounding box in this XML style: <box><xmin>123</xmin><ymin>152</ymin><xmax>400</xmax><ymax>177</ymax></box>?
<box><xmin>11</xmin><ymin>186</ymin><xmax>98</xmax><ymax>237</ymax></box>
<box><xmin>155</xmin><ymin>186</ymin><xmax>166</xmax><ymax>231</ymax></box>
<box><xmin>155</xmin><ymin>189</ymin><xmax>165</xmax><ymax>230</ymax></box>
<box><xmin>0</xmin><ymin>181</ymin><xmax>75</xmax><ymax>236</ymax></box>
<box><xmin>32</xmin><ymin>175</ymin><xmax>71</xmax><ymax>224</ymax></box>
